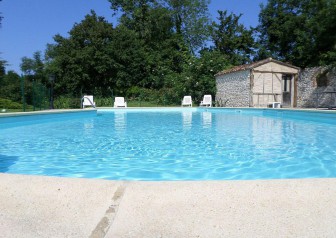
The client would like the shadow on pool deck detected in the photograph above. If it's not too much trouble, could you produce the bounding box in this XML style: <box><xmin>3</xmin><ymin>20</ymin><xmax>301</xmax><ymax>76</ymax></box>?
<box><xmin>0</xmin><ymin>173</ymin><xmax>336</xmax><ymax>238</ymax></box>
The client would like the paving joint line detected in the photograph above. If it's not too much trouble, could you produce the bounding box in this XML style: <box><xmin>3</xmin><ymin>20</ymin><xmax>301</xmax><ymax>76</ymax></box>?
<box><xmin>89</xmin><ymin>182</ymin><xmax>129</xmax><ymax>238</ymax></box>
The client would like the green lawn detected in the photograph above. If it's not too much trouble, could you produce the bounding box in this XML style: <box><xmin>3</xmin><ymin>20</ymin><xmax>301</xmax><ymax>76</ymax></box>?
<box><xmin>127</xmin><ymin>100</ymin><xmax>178</xmax><ymax>107</ymax></box>
<box><xmin>0</xmin><ymin>99</ymin><xmax>184</xmax><ymax>113</ymax></box>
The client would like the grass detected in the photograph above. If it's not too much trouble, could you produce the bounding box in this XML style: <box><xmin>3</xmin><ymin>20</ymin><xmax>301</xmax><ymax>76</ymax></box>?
<box><xmin>1</xmin><ymin>108</ymin><xmax>37</xmax><ymax>113</ymax></box>
<box><xmin>95</xmin><ymin>98</ymin><xmax>179</xmax><ymax>107</ymax></box>
<box><xmin>127</xmin><ymin>100</ymin><xmax>178</xmax><ymax>107</ymax></box>
<box><xmin>0</xmin><ymin>100</ymin><xmax>180</xmax><ymax>113</ymax></box>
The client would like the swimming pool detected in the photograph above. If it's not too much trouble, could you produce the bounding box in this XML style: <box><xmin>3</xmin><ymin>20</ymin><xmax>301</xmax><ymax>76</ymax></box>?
<box><xmin>1</xmin><ymin>108</ymin><xmax>336</xmax><ymax>180</ymax></box>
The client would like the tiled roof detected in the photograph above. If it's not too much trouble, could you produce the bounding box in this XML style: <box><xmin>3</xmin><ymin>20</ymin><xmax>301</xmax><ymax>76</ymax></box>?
<box><xmin>215</xmin><ymin>58</ymin><xmax>300</xmax><ymax>77</ymax></box>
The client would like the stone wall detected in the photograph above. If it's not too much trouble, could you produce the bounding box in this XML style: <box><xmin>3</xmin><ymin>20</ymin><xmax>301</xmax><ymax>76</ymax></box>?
<box><xmin>297</xmin><ymin>67</ymin><xmax>336</xmax><ymax>108</ymax></box>
<box><xmin>215</xmin><ymin>66</ymin><xmax>336</xmax><ymax>108</ymax></box>
<box><xmin>215</xmin><ymin>70</ymin><xmax>250</xmax><ymax>107</ymax></box>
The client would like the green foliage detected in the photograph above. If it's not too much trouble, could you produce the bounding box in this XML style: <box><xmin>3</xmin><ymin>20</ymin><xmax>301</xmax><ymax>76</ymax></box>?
<box><xmin>20</xmin><ymin>57</ymin><xmax>35</xmax><ymax>76</ymax></box>
<box><xmin>0</xmin><ymin>68</ymin><xmax>49</xmax><ymax>111</ymax></box>
<box><xmin>0</xmin><ymin>0</ymin><xmax>3</xmax><ymax>27</ymax></box>
<box><xmin>257</xmin><ymin>0</ymin><xmax>336</xmax><ymax>67</ymax></box>
<box><xmin>53</xmin><ymin>96</ymin><xmax>80</xmax><ymax>109</ymax></box>
<box><xmin>94</xmin><ymin>97</ymin><xmax>113</xmax><ymax>107</ymax></box>
<box><xmin>127</xmin><ymin>100</ymin><xmax>164</xmax><ymax>107</ymax></box>
<box><xmin>0</xmin><ymin>98</ymin><xmax>22</xmax><ymax>109</ymax></box>
<box><xmin>0</xmin><ymin>60</ymin><xmax>6</xmax><ymax>77</ymax></box>
<box><xmin>14</xmin><ymin>1</ymin><xmax>246</xmax><ymax>108</ymax></box>
<box><xmin>47</xmin><ymin>11</ymin><xmax>118</xmax><ymax>97</ymax></box>
<box><xmin>179</xmin><ymin>50</ymin><xmax>230</xmax><ymax>103</ymax></box>
<box><xmin>20</xmin><ymin>51</ymin><xmax>47</xmax><ymax>83</ymax></box>
<box><xmin>0</xmin><ymin>71</ymin><xmax>21</xmax><ymax>102</ymax></box>
<box><xmin>47</xmin><ymin>7</ymin><xmax>191</xmax><ymax>104</ymax></box>
<box><xmin>210</xmin><ymin>10</ymin><xmax>256</xmax><ymax>65</ymax></box>
<box><xmin>3</xmin><ymin>0</ymin><xmax>336</xmax><ymax>112</ymax></box>
<box><xmin>162</xmin><ymin>0</ymin><xmax>211</xmax><ymax>54</ymax></box>
<box><xmin>125</xmin><ymin>86</ymin><xmax>171</xmax><ymax>104</ymax></box>
<box><xmin>126</xmin><ymin>86</ymin><xmax>154</xmax><ymax>100</ymax></box>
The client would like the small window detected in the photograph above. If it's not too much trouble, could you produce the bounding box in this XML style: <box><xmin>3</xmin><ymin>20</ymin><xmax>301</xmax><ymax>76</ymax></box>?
<box><xmin>316</xmin><ymin>71</ymin><xmax>328</xmax><ymax>87</ymax></box>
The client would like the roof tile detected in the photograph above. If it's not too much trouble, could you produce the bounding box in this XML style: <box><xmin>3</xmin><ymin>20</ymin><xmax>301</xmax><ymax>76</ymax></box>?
<box><xmin>215</xmin><ymin>58</ymin><xmax>300</xmax><ymax>77</ymax></box>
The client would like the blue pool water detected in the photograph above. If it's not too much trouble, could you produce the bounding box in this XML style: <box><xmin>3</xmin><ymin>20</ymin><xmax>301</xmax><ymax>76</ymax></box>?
<box><xmin>1</xmin><ymin>108</ymin><xmax>336</xmax><ymax>180</ymax></box>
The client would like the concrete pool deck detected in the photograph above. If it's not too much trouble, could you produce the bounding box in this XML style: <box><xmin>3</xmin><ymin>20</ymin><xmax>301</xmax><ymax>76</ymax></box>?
<box><xmin>1</xmin><ymin>174</ymin><xmax>336</xmax><ymax>237</ymax></box>
<box><xmin>1</xmin><ymin>108</ymin><xmax>336</xmax><ymax>237</ymax></box>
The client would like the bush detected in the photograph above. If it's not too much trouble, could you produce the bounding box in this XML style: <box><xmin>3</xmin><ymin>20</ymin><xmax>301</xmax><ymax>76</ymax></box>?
<box><xmin>0</xmin><ymin>98</ymin><xmax>23</xmax><ymax>109</ymax></box>
<box><xmin>95</xmin><ymin>97</ymin><xmax>113</xmax><ymax>107</ymax></box>
<box><xmin>53</xmin><ymin>96</ymin><xmax>81</xmax><ymax>109</ymax></box>
<box><xmin>54</xmin><ymin>96</ymin><xmax>113</xmax><ymax>108</ymax></box>
<box><xmin>126</xmin><ymin>86</ymin><xmax>157</xmax><ymax>101</ymax></box>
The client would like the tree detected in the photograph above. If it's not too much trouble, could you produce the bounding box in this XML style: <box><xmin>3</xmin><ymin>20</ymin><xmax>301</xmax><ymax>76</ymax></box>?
<box><xmin>109</xmin><ymin>0</ymin><xmax>161</xmax><ymax>41</ymax></box>
<box><xmin>109</xmin><ymin>24</ymin><xmax>148</xmax><ymax>91</ymax></box>
<box><xmin>109</xmin><ymin>0</ymin><xmax>211</xmax><ymax>54</ymax></box>
<box><xmin>0</xmin><ymin>0</ymin><xmax>3</xmax><ymax>27</ymax></box>
<box><xmin>20</xmin><ymin>51</ymin><xmax>46</xmax><ymax>82</ymax></box>
<box><xmin>0</xmin><ymin>71</ymin><xmax>21</xmax><ymax>102</ymax></box>
<box><xmin>108</xmin><ymin>1</ymin><xmax>191</xmax><ymax>94</ymax></box>
<box><xmin>43</xmin><ymin>1</ymin><xmax>221</xmax><ymax>105</ymax></box>
<box><xmin>0</xmin><ymin>59</ymin><xmax>6</xmax><ymax>78</ymax></box>
<box><xmin>0</xmin><ymin>60</ymin><xmax>23</xmax><ymax>105</ymax></box>
<box><xmin>162</xmin><ymin>0</ymin><xmax>211</xmax><ymax>54</ymax></box>
<box><xmin>179</xmin><ymin>49</ymin><xmax>231</xmax><ymax>103</ymax></box>
<box><xmin>210</xmin><ymin>10</ymin><xmax>256</xmax><ymax>66</ymax></box>
<box><xmin>257</xmin><ymin>0</ymin><xmax>336</xmax><ymax>67</ymax></box>
<box><xmin>313</xmin><ymin>0</ymin><xmax>336</xmax><ymax>65</ymax></box>
<box><xmin>0</xmin><ymin>60</ymin><xmax>6</xmax><ymax>97</ymax></box>
<box><xmin>20</xmin><ymin>57</ymin><xmax>36</xmax><ymax>76</ymax></box>
<box><xmin>46</xmin><ymin>11</ymin><xmax>117</xmax><ymax>96</ymax></box>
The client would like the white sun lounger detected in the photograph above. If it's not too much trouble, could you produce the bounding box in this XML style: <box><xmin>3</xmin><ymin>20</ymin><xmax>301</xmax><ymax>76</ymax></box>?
<box><xmin>114</xmin><ymin>97</ymin><xmax>127</xmax><ymax>108</ymax></box>
<box><xmin>181</xmin><ymin>96</ymin><xmax>192</xmax><ymax>107</ymax></box>
<box><xmin>82</xmin><ymin>95</ymin><xmax>96</xmax><ymax>108</ymax></box>
<box><xmin>200</xmin><ymin>95</ymin><xmax>212</xmax><ymax>107</ymax></box>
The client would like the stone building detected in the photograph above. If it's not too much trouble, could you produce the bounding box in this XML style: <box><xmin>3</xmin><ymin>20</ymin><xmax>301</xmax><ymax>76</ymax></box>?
<box><xmin>215</xmin><ymin>58</ymin><xmax>300</xmax><ymax>107</ymax></box>
<box><xmin>297</xmin><ymin>66</ymin><xmax>336</xmax><ymax>108</ymax></box>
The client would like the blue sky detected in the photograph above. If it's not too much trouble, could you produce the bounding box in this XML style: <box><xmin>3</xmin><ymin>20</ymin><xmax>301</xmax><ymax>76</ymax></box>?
<box><xmin>0</xmin><ymin>0</ymin><xmax>266</xmax><ymax>73</ymax></box>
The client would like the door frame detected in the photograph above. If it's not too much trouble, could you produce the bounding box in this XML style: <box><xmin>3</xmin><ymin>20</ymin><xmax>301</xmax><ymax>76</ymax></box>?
<box><xmin>281</xmin><ymin>74</ymin><xmax>294</xmax><ymax>107</ymax></box>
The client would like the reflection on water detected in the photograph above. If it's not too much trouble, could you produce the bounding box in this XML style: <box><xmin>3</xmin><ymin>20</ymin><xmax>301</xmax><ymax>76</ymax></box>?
<box><xmin>83</xmin><ymin>119</ymin><xmax>94</xmax><ymax>131</ymax></box>
<box><xmin>251</xmin><ymin>116</ymin><xmax>283</xmax><ymax>160</ymax></box>
<box><xmin>114</xmin><ymin>111</ymin><xmax>127</xmax><ymax>131</ymax></box>
<box><xmin>202</xmin><ymin>111</ymin><xmax>212</xmax><ymax>127</ymax></box>
<box><xmin>214</xmin><ymin>111</ymin><xmax>336</xmax><ymax>173</ymax></box>
<box><xmin>182</xmin><ymin>111</ymin><xmax>192</xmax><ymax>129</ymax></box>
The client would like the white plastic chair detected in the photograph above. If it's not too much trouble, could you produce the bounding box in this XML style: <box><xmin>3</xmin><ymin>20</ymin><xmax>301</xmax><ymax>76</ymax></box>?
<box><xmin>181</xmin><ymin>96</ymin><xmax>192</xmax><ymax>107</ymax></box>
<box><xmin>268</xmin><ymin>102</ymin><xmax>281</xmax><ymax>108</ymax></box>
<box><xmin>114</xmin><ymin>97</ymin><xmax>127</xmax><ymax>108</ymax></box>
<box><xmin>82</xmin><ymin>95</ymin><xmax>96</xmax><ymax>108</ymax></box>
<box><xmin>200</xmin><ymin>95</ymin><xmax>212</xmax><ymax>107</ymax></box>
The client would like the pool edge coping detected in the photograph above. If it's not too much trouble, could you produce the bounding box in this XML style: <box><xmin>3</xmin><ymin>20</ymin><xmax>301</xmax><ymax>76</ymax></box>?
<box><xmin>1</xmin><ymin>106</ymin><xmax>336</xmax><ymax>118</ymax></box>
